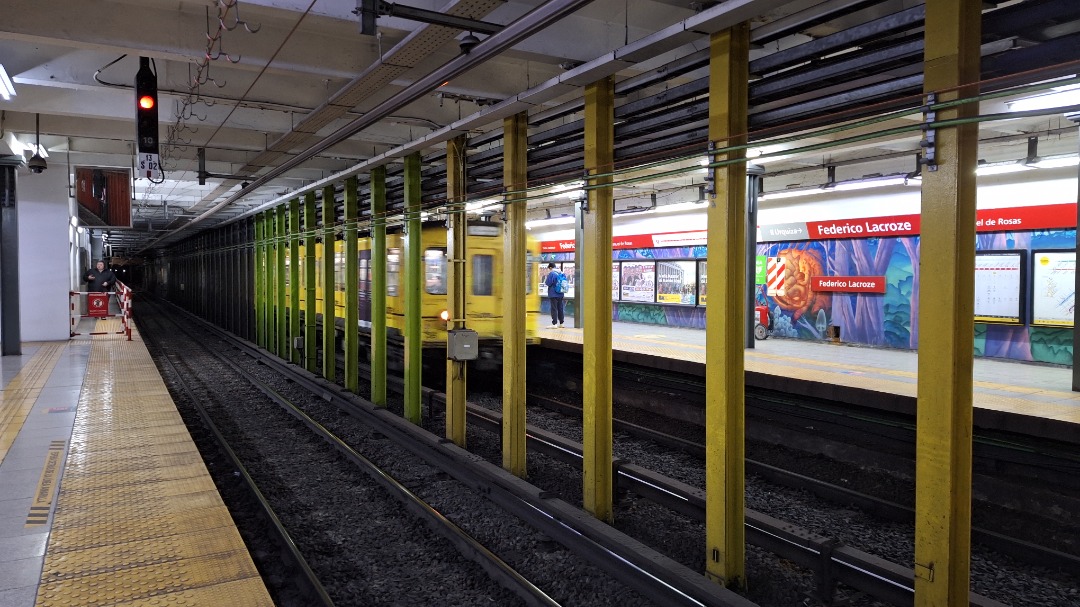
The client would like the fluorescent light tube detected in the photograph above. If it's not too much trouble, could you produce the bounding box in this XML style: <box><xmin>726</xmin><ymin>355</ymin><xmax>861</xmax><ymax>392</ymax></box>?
<box><xmin>0</xmin><ymin>65</ymin><xmax>15</xmax><ymax>100</ymax></box>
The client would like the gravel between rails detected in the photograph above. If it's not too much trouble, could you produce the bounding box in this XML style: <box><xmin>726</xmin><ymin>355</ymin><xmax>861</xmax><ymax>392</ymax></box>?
<box><xmin>140</xmin><ymin>306</ymin><xmax>663</xmax><ymax>607</ymax></box>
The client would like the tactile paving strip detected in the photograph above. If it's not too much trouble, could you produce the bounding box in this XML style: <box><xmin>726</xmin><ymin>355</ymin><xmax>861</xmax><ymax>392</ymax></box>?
<box><xmin>36</xmin><ymin>332</ymin><xmax>272</xmax><ymax>606</ymax></box>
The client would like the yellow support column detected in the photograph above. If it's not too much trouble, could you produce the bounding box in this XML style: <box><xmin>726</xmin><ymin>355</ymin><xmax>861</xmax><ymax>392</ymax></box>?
<box><xmin>323</xmin><ymin>185</ymin><xmax>337</xmax><ymax>381</ymax></box>
<box><xmin>704</xmin><ymin>25</ymin><xmax>749</xmax><ymax>589</ymax></box>
<box><xmin>582</xmin><ymin>78</ymin><xmax>614</xmax><ymax>522</ymax></box>
<box><xmin>344</xmin><ymin>177</ymin><xmax>360</xmax><ymax>393</ymax></box>
<box><xmin>276</xmin><ymin>205</ymin><xmax>287</xmax><ymax>357</ymax></box>
<box><xmin>289</xmin><ymin>198</ymin><xmax>301</xmax><ymax>364</ymax></box>
<box><xmin>266</xmin><ymin>210</ymin><xmax>277</xmax><ymax>353</ymax></box>
<box><xmin>404</xmin><ymin>153</ymin><xmax>422</xmax><ymax>423</ymax></box>
<box><xmin>447</xmin><ymin>135</ymin><xmax>469</xmax><ymax>447</ymax></box>
<box><xmin>502</xmin><ymin>114</ymin><xmax>528</xmax><ymax>476</ymax></box>
<box><xmin>254</xmin><ymin>213</ymin><xmax>266</xmax><ymax>349</ymax></box>
<box><xmin>304</xmin><ymin>192</ymin><xmax>317</xmax><ymax>373</ymax></box>
<box><xmin>371</xmin><ymin>167</ymin><xmax>388</xmax><ymax>407</ymax></box>
<box><xmin>915</xmin><ymin>1</ymin><xmax>980</xmax><ymax>604</ymax></box>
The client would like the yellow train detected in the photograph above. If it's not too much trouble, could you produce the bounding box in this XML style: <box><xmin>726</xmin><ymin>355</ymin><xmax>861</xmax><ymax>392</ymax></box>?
<box><xmin>286</xmin><ymin>220</ymin><xmax>542</xmax><ymax>368</ymax></box>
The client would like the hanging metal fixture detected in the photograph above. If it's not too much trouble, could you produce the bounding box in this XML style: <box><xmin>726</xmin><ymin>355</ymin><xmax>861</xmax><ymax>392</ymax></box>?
<box><xmin>27</xmin><ymin>113</ymin><xmax>47</xmax><ymax>173</ymax></box>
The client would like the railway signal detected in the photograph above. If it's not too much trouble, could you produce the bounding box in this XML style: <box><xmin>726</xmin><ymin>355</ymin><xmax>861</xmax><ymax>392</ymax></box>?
<box><xmin>134</xmin><ymin>57</ymin><xmax>162</xmax><ymax>180</ymax></box>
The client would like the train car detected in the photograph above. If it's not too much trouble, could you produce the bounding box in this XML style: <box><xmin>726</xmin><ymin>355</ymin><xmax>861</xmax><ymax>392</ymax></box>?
<box><xmin>291</xmin><ymin>220</ymin><xmax>541</xmax><ymax>369</ymax></box>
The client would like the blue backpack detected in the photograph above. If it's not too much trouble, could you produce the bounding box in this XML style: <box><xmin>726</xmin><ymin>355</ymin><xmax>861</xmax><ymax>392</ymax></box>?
<box><xmin>557</xmin><ymin>274</ymin><xmax>569</xmax><ymax>294</ymax></box>
<box><xmin>549</xmin><ymin>270</ymin><xmax>567</xmax><ymax>294</ymax></box>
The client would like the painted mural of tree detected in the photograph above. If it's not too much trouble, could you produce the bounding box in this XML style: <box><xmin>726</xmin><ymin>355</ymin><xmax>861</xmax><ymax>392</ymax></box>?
<box><xmin>901</xmin><ymin>237</ymin><xmax>920</xmax><ymax>348</ymax></box>
<box><xmin>827</xmin><ymin>237</ymin><xmax>896</xmax><ymax>345</ymax></box>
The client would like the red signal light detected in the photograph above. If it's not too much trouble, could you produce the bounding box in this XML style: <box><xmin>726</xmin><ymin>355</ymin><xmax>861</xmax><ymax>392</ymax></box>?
<box><xmin>138</xmin><ymin>95</ymin><xmax>155</xmax><ymax>110</ymax></box>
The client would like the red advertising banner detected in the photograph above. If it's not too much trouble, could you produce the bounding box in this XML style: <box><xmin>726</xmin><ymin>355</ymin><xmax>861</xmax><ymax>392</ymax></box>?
<box><xmin>811</xmin><ymin>276</ymin><xmax>887</xmax><ymax>293</ymax></box>
<box><xmin>975</xmin><ymin>203</ymin><xmax>1076</xmax><ymax>232</ymax></box>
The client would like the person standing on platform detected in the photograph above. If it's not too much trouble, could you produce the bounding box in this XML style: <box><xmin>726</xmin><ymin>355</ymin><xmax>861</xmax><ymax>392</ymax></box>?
<box><xmin>83</xmin><ymin>260</ymin><xmax>116</xmax><ymax>292</ymax></box>
<box><xmin>544</xmin><ymin>262</ymin><xmax>566</xmax><ymax>328</ymax></box>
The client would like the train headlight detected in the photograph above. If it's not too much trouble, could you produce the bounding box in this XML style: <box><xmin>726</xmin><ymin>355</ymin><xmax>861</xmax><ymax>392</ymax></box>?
<box><xmin>439</xmin><ymin>309</ymin><xmax>449</xmax><ymax>322</ymax></box>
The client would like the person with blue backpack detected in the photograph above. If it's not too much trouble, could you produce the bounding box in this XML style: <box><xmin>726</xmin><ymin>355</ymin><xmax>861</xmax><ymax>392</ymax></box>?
<box><xmin>544</xmin><ymin>262</ymin><xmax>566</xmax><ymax>328</ymax></box>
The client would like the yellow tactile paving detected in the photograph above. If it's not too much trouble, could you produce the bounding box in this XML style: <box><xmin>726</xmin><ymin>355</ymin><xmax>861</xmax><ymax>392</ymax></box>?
<box><xmin>1</xmin><ymin>343</ymin><xmax>65</xmax><ymax>464</ymax></box>
<box><xmin>36</xmin><ymin>332</ymin><xmax>272</xmax><ymax>607</ymax></box>
<box><xmin>543</xmin><ymin>329</ymin><xmax>1080</xmax><ymax>425</ymax></box>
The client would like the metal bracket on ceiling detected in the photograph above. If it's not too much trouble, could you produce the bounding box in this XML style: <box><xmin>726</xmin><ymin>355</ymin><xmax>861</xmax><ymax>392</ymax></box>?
<box><xmin>920</xmin><ymin>92</ymin><xmax>938</xmax><ymax>172</ymax></box>
<box><xmin>354</xmin><ymin>0</ymin><xmax>505</xmax><ymax>36</ymax></box>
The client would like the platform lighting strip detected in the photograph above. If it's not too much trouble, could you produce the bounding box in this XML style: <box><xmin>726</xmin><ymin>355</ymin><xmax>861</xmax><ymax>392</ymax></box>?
<box><xmin>0</xmin><ymin>65</ymin><xmax>15</xmax><ymax>100</ymax></box>
<box><xmin>761</xmin><ymin>155</ymin><xmax>1080</xmax><ymax>200</ymax></box>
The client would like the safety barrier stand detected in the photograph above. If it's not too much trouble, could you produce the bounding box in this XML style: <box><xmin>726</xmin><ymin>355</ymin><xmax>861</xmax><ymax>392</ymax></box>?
<box><xmin>117</xmin><ymin>281</ymin><xmax>133</xmax><ymax>340</ymax></box>
<box><xmin>70</xmin><ymin>283</ymin><xmax>132</xmax><ymax>340</ymax></box>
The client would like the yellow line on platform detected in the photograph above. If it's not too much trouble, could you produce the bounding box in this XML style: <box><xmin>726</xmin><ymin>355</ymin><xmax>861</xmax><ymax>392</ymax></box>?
<box><xmin>0</xmin><ymin>344</ymin><xmax>65</xmax><ymax>465</ymax></box>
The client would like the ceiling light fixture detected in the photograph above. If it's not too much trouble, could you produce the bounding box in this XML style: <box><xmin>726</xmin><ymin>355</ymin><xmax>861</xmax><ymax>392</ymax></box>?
<box><xmin>0</xmin><ymin>64</ymin><xmax>15</xmax><ymax>100</ymax></box>
<box><xmin>524</xmin><ymin>215</ymin><xmax>575</xmax><ymax>230</ymax></box>
<box><xmin>760</xmin><ymin>174</ymin><xmax>920</xmax><ymax>201</ymax></box>
<box><xmin>1006</xmin><ymin>82</ymin><xmax>1080</xmax><ymax>113</ymax></box>
<box><xmin>974</xmin><ymin>160</ymin><xmax>1032</xmax><ymax>176</ymax></box>
<box><xmin>1030</xmin><ymin>155</ymin><xmax>1080</xmax><ymax>169</ymax></box>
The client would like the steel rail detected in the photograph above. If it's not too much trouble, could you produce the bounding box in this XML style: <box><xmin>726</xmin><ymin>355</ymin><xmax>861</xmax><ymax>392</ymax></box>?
<box><xmin>148</xmin><ymin>301</ymin><xmax>562</xmax><ymax>607</ymax></box>
<box><xmin>174</xmin><ymin>306</ymin><xmax>756</xmax><ymax>607</ymax></box>
<box><xmin>465</xmin><ymin>398</ymin><xmax>1013</xmax><ymax>607</ymax></box>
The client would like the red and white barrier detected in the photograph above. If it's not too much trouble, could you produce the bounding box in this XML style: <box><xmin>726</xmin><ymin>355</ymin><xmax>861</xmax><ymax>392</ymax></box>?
<box><xmin>116</xmin><ymin>282</ymin><xmax>133</xmax><ymax>340</ymax></box>
<box><xmin>70</xmin><ymin>283</ymin><xmax>133</xmax><ymax>340</ymax></box>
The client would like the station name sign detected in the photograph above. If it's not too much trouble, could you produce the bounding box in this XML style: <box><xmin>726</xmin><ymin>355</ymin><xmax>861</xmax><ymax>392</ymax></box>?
<box><xmin>810</xmin><ymin>276</ymin><xmax>886</xmax><ymax>293</ymax></box>
<box><xmin>760</xmin><ymin>203</ymin><xmax>1076</xmax><ymax>242</ymax></box>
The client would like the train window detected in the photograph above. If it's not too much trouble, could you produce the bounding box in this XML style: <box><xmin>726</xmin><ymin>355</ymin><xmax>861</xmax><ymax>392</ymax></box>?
<box><xmin>472</xmin><ymin>254</ymin><xmax>493</xmax><ymax>296</ymax></box>
<box><xmin>425</xmin><ymin>248</ymin><xmax>447</xmax><ymax>295</ymax></box>
<box><xmin>335</xmin><ymin>249</ymin><xmax>345</xmax><ymax>291</ymax></box>
<box><xmin>359</xmin><ymin>257</ymin><xmax>370</xmax><ymax>293</ymax></box>
<box><xmin>315</xmin><ymin>248</ymin><xmax>323</xmax><ymax>291</ymax></box>
<box><xmin>387</xmin><ymin>248</ymin><xmax>401</xmax><ymax>296</ymax></box>
<box><xmin>525</xmin><ymin>252</ymin><xmax>535</xmax><ymax>295</ymax></box>
<box><xmin>284</xmin><ymin>256</ymin><xmax>290</xmax><ymax>287</ymax></box>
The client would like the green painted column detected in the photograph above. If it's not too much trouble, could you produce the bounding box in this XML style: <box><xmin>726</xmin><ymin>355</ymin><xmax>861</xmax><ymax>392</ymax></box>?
<box><xmin>289</xmin><ymin>198</ymin><xmax>301</xmax><ymax>364</ymax></box>
<box><xmin>344</xmin><ymin>177</ymin><xmax>360</xmax><ymax>393</ymax></box>
<box><xmin>704</xmin><ymin>25</ymin><xmax>750</xmax><ymax>589</ymax></box>
<box><xmin>582</xmin><ymin>79</ymin><xmax>615</xmax><ymax>522</ymax></box>
<box><xmin>254</xmin><ymin>212</ymin><xmax>266</xmax><ymax>348</ymax></box>
<box><xmin>267</xmin><ymin>210</ymin><xmax>278</xmax><ymax>354</ymax></box>
<box><xmin>276</xmin><ymin>205</ymin><xmax>287</xmax><ymax>357</ymax></box>
<box><xmin>502</xmin><ymin>114</ymin><xmax>528</xmax><ymax>476</ymax></box>
<box><xmin>323</xmin><ymin>185</ymin><xmax>337</xmax><ymax>381</ymax></box>
<box><xmin>403</xmin><ymin>153</ymin><xmax>422</xmax><ymax>424</ymax></box>
<box><xmin>446</xmin><ymin>135</ymin><xmax>469</xmax><ymax>447</ymax></box>
<box><xmin>370</xmin><ymin>167</ymin><xmax>388</xmax><ymax>407</ymax></box>
<box><xmin>915</xmin><ymin>1</ymin><xmax>980</xmax><ymax>604</ymax></box>
<box><xmin>304</xmin><ymin>192</ymin><xmax>318</xmax><ymax>373</ymax></box>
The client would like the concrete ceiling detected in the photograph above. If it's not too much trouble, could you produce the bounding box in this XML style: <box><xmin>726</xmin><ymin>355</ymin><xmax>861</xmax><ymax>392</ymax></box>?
<box><xmin>1</xmin><ymin>0</ymin><xmax>1078</xmax><ymax>256</ymax></box>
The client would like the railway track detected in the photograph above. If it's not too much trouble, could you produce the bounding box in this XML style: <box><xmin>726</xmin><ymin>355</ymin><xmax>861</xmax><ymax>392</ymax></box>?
<box><xmin>137</xmin><ymin>299</ymin><xmax>754</xmax><ymax>607</ymax></box>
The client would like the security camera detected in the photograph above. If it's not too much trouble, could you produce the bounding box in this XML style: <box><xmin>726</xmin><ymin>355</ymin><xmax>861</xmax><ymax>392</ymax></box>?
<box><xmin>459</xmin><ymin>33</ymin><xmax>480</xmax><ymax>55</ymax></box>
<box><xmin>27</xmin><ymin>153</ymin><xmax>47</xmax><ymax>174</ymax></box>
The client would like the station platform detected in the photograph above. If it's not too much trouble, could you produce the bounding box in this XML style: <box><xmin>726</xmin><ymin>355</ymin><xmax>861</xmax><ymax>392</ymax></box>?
<box><xmin>538</xmin><ymin>319</ymin><xmax>1080</xmax><ymax>440</ymax></box>
<box><xmin>0</xmin><ymin>317</ymin><xmax>272</xmax><ymax>607</ymax></box>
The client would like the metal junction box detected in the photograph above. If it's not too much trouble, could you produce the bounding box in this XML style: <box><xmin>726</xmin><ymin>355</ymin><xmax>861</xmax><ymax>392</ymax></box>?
<box><xmin>447</xmin><ymin>329</ymin><xmax>479</xmax><ymax>361</ymax></box>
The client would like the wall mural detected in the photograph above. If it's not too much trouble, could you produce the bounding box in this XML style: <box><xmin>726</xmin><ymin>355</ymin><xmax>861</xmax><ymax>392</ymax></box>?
<box><xmin>759</xmin><ymin>228</ymin><xmax>1074</xmax><ymax>364</ymax></box>
<box><xmin>541</xmin><ymin>228</ymin><xmax>1074</xmax><ymax>364</ymax></box>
